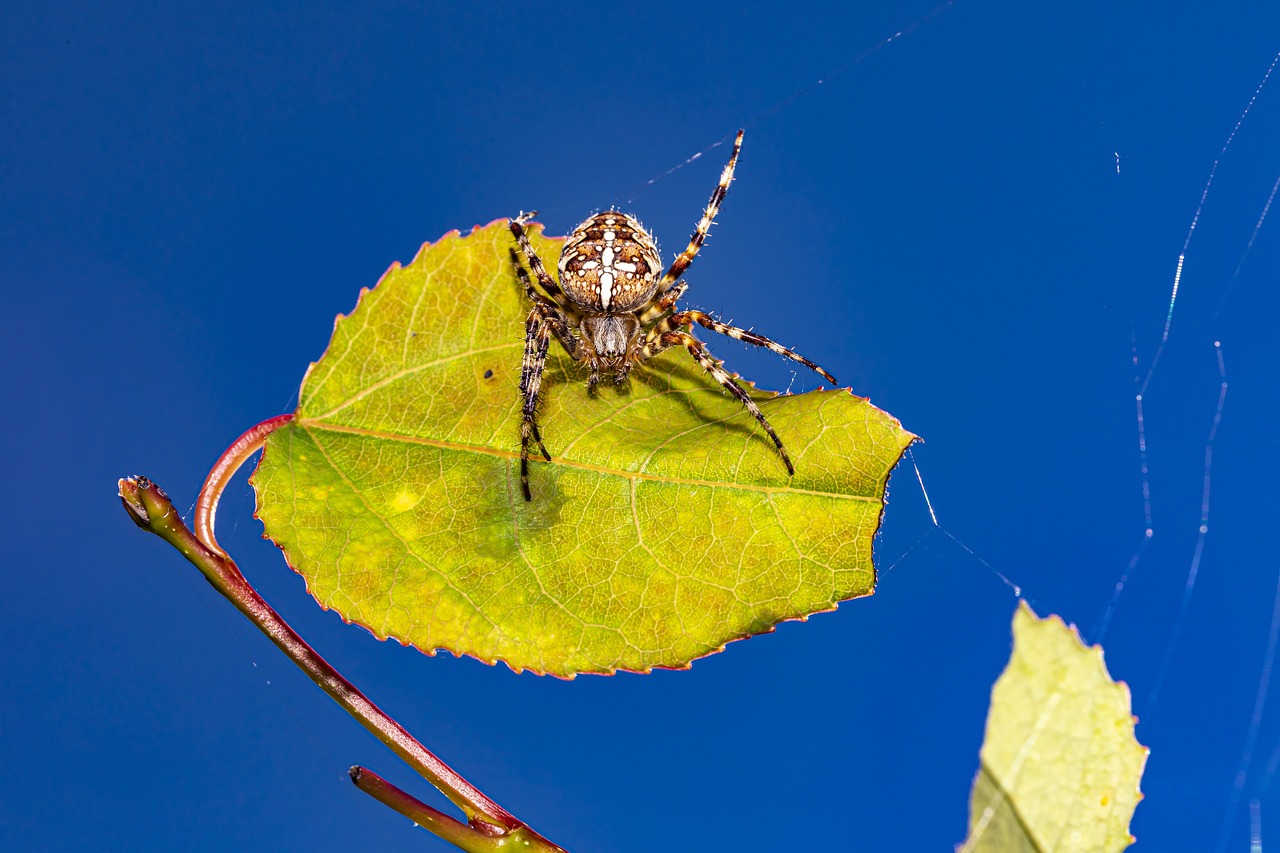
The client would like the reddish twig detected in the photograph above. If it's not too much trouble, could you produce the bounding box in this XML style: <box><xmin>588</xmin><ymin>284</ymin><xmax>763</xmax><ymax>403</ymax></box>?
<box><xmin>350</xmin><ymin>767</ymin><xmax>532</xmax><ymax>852</ymax></box>
<box><xmin>120</xmin><ymin>473</ymin><xmax>564</xmax><ymax>851</ymax></box>
<box><xmin>194</xmin><ymin>413</ymin><xmax>294</xmax><ymax>557</ymax></box>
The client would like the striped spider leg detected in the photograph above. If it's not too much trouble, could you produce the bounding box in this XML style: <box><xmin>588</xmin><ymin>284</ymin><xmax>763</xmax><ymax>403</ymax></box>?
<box><xmin>508</xmin><ymin>241</ymin><xmax>577</xmax><ymax>500</ymax></box>
<box><xmin>639</xmin><ymin>310</ymin><xmax>836</xmax><ymax>475</ymax></box>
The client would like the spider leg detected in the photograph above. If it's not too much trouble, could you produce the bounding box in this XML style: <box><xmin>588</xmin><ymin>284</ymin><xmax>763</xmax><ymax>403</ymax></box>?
<box><xmin>519</xmin><ymin>305</ymin><xmax>565</xmax><ymax>500</ymax></box>
<box><xmin>510</xmin><ymin>248</ymin><xmax>585</xmax><ymax>493</ymax></box>
<box><xmin>643</xmin><ymin>329</ymin><xmax>794</xmax><ymax>475</ymax></box>
<box><xmin>509</xmin><ymin>215</ymin><xmax>568</xmax><ymax>304</ymax></box>
<box><xmin>509</xmin><ymin>249</ymin><xmax>578</xmax><ymax>356</ymax></box>
<box><xmin>658</xmin><ymin>309</ymin><xmax>837</xmax><ymax>385</ymax></box>
<box><xmin>655</xmin><ymin>130</ymin><xmax>744</xmax><ymax>296</ymax></box>
<box><xmin>637</xmin><ymin>281</ymin><xmax>688</xmax><ymax>325</ymax></box>
<box><xmin>510</xmin><ymin>247</ymin><xmax>550</xmax><ymax>303</ymax></box>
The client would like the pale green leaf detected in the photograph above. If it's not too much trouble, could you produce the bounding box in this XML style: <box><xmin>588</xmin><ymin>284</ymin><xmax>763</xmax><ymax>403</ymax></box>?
<box><xmin>253</xmin><ymin>221</ymin><xmax>914</xmax><ymax>676</ymax></box>
<box><xmin>962</xmin><ymin>602</ymin><xmax>1148</xmax><ymax>852</ymax></box>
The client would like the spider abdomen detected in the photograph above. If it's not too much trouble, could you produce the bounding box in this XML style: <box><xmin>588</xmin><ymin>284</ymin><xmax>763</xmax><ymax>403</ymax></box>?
<box><xmin>557</xmin><ymin>212</ymin><xmax>663</xmax><ymax>313</ymax></box>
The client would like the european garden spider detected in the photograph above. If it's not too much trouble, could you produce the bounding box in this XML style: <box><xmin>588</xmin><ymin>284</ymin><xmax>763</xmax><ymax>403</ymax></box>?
<box><xmin>508</xmin><ymin>130</ymin><xmax>837</xmax><ymax>500</ymax></box>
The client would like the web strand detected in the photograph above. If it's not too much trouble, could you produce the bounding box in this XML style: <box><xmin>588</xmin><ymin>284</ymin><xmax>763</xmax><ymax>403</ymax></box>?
<box><xmin>895</xmin><ymin>449</ymin><xmax>1023</xmax><ymax>598</ymax></box>
<box><xmin>910</xmin><ymin>449</ymin><xmax>939</xmax><ymax>526</ymax></box>
<box><xmin>1143</xmin><ymin>342</ymin><xmax>1228</xmax><ymax>716</ymax></box>
<box><xmin>1215</xmin><ymin>563</ymin><xmax>1280</xmax><ymax>853</ymax></box>
<box><xmin>1209</xmin><ymin>169</ymin><xmax>1280</xmax><ymax>845</ymax></box>
<box><xmin>880</xmin><ymin>529</ymin><xmax>934</xmax><ymax>577</ymax></box>
<box><xmin>1252</xmin><ymin>799</ymin><xmax>1263</xmax><ymax>853</ymax></box>
<box><xmin>1141</xmin><ymin>128</ymin><xmax>1280</xmax><ymax>716</ymax></box>
<box><xmin>1138</xmin><ymin>47</ymin><xmax>1280</xmax><ymax>399</ymax></box>
<box><xmin>1092</xmin><ymin>331</ymin><xmax>1155</xmax><ymax>644</ymax></box>
<box><xmin>1215</xmin><ymin>171</ymin><xmax>1280</xmax><ymax>320</ymax></box>
<box><xmin>1095</xmin><ymin>48</ymin><xmax>1280</xmax><ymax>647</ymax></box>
<box><xmin>623</xmin><ymin>2</ymin><xmax>956</xmax><ymax>204</ymax></box>
<box><xmin>901</xmin><ymin>46</ymin><xmax>1280</xmax><ymax>848</ymax></box>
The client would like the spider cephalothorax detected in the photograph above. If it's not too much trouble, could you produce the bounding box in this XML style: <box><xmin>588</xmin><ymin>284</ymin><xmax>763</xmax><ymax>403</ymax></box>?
<box><xmin>509</xmin><ymin>130</ymin><xmax>837</xmax><ymax>500</ymax></box>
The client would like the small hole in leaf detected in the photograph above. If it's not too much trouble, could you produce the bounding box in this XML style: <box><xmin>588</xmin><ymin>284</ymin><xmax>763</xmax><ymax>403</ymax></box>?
<box><xmin>484</xmin><ymin>369</ymin><xmax>494</xmax><ymax>379</ymax></box>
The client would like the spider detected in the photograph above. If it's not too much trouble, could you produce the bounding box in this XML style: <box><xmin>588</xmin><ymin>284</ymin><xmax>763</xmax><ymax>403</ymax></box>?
<box><xmin>508</xmin><ymin>129</ymin><xmax>837</xmax><ymax>500</ymax></box>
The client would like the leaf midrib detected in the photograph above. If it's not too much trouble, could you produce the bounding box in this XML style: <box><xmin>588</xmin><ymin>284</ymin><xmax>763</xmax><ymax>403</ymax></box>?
<box><xmin>295</xmin><ymin>419</ymin><xmax>882</xmax><ymax>501</ymax></box>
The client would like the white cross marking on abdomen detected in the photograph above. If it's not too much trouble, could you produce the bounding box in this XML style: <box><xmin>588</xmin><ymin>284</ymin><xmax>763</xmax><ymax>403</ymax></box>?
<box><xmin>599</xmin><ymin>231</ymin><xmax>618</xmax><ymax>309</ymax></box>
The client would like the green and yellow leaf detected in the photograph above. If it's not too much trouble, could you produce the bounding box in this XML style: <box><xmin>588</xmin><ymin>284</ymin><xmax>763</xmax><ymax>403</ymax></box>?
<box><xmin>252</xmin><ymin>221</ymin><xmax>914</xmax><ymax>676</ymax></box>
<box><xmin>962</xmin><ymin>602</ymin><xmax>1148</xmax><ymax>852</ymax></box>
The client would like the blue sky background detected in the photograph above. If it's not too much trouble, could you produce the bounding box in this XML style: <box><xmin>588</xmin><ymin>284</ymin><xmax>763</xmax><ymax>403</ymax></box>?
<box><xmin>5</xmin><ymin>2</ymin><xmax>1280</xmax><ymax>850</ymax></box>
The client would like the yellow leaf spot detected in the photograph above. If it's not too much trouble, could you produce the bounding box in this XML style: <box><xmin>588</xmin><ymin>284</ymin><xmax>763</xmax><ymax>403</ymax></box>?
<box><xmin>392</xmin><ymin>490</ymin><xmax>420</xmax><ymax>513</ymax></box>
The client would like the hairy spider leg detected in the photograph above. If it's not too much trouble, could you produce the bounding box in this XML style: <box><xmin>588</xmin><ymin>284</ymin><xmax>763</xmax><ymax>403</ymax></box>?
<box><xmin>518</xmin><ymin>306</ymin><xmax>567</xmax><ymax>500</ymax></box>
<box><xmin>509</xmin><ymin>249</ymin><xmax>580</xmax><ymax>500</ymax></box>
<box><xmin>657</xmin><ymin>309</ymin><xmax>838</xmax><ymax>385</ymax></box>
<box><xmin>510</xmin><ymin>215</ymin><xmax>567</xmax><ymax>303</ymax></box>
<box><xmin>509</xmin><ymin>246</ymin><xmax>558</xmax><ymax>304</ymax></box>
<box><xmin>655</xmin><ymin>129</ymin><xmax>744</xmax><ymax>295</ymax></box>
<box><xmin>509</xmin><ymin>249</ymin><xmax>578</xmax><ymax>355</ymax></box>
<box><xmin>637</xmin><ymin>281</ymin><xmax>688</xmax><ymax>325</ymax></box>
<box><xmin>642</xmin><ymin>329</ymin><xmax>795</xmax><ymax>475</ymax></box>
<box><xmin>520</xmin><ymin>314</ymin><xmax>551</xmax><ymax>498</ymax></box>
